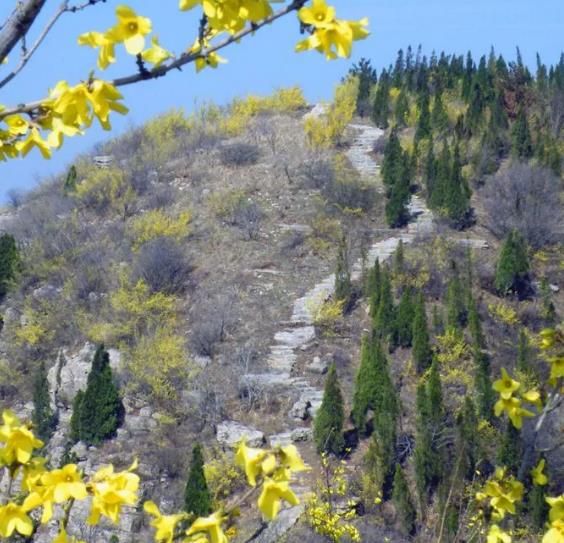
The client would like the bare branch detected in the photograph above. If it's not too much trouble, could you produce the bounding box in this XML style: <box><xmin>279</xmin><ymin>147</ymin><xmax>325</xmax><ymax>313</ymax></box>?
<box><xmin>0</xmin><ymin>0</ymin><xmax>307</xmax><ymax>119</ymax></box>
<box><xmin>0</xmin><ymin>0</ymin><xmax>107</xmax><ymax>90</ymax></box>
<box><xmin>0</xmin><ymin>0</ymin><xmax>49</xmax><ymax>64</ymax></box>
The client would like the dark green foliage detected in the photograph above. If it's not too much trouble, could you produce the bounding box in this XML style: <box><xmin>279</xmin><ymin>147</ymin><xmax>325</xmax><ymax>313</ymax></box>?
<box><xmin>431</xmin><ymin>92</ymin><xmax>449</xmax><ymax>133</ymax></box>
<box><xmin>497</xmin><ymin>420</ymin><xmax>522</xmax><ymax>475</ymax></box>
<box><xmin>352</xmin><ymin>335</ymin><xmax>378</xmax><ymax>432</ymax></box>
<box><xmin>382</xmin><ymin>136</ymin><xmax>411</xmax><ymax>228</ymax></box>
<box><xmin>511</xmin><ymin>108</ymin><xmax>533</xmax><ymax>159</ymax></box>
<box><xmin>529</xmin><ymin>484</ymin><xmax>548</xmax><ymax>530</ymax></box>
<box><xmin>184</xmin><ymin>443</ymin><xmax>212</xmax><ymax>516</ymax></box>
<box><xmin>348</xmin><ymin>58</ymin><xmax>377</xmax><ymax>116</ymax></box>
<box><xmin>385</xmin><ymin>167</ymin><xmax>410</xmax><ymax>228</ymax></box>
<box><xmin>70</xmin><ymin>390</ymin><xmax>84</xmax><ymax>442</ymax></box>
<box><xmin>367</xmin><ymin>258</ymin><xmax>381</xmax><ymax>316</ymax></box>
<box><xmin>474</xmin><ymin>346</ymin><xmax>494</xmax><ymax>421</ymax></box>
<box><xmin>64</xmin><ymin>165</ymin><xmax>78</xmax><ymax>194</ymax></box>
<box><xmin>467</xmin><ymin>296</ymin><xmax>485</xmax><ymax>349</ymax></box>
<box><xmin>456</xmin><ymin>396</ymin><xmax>479</xmax><ymax>480</ymax></box>
<box><xmin>426</xmin><ymin>359</ymin><xmax>444</xmax><ymax>425</ymax></box>
<box><xmin>539</xmin><ymin>277</ymin><xmax>556</xmax><ymax>323</ymax></box>
<box><xmin>373</xmin><ymin>268</ymin><xmax>396</xmax><ymax>345</ymax></box>
<box><xmin>72</xmin><ymin>345</ymin><xmax>123</xmax><ymax>445</ymax></box>
<box><xmin>381</xmin><ymin>129</ymin><xmax>403</xmax><ymax>192</ymax></box>
<box><xmin>446</xmin><ymin>263</ymin><xmax>467</xmax><ymax>331</ymax></box>
<box><xmin>395</xmin><ymin>288</ymin><xmax>414</xmax><ymax>348</ymax></box>
<box><xmin>517</xmin><ymin>328</ymin><xmax>531</xmax><ymax>373</ymax></box>
<box><xmin>394</xmin><ymin>239</ymin><xmax>405</xmax><ymax>277</ymax></box>
<box><xmin>415</xmin><ymin>88</ymin><xmax>431</xmax><ymax>142</ymax></box>
<box><xmin>32</xmin><ymin>361</ymin><xmax>57</xmax><ymax>442</ymax></box>
<box><xmin>334</xmin><ymin>235</ymin><xmax>351</xmax><ymax>308</ymax></box>
<box><xmin>372</xmin><ymin>70</ymin><xmax>390</xmax><ymax>128</ymax></box>
<box><xmin>414</xmin><ymin>380</ymin><xmax>442</xmax><ymax>506</ymax></box>
<box><xmin>412</xmin><ymin>292</ymin><xmax>432</xmax><ymax>374</ymax></box>
<box><xmin>429</xmin><ymin>143</ymin><xmax>451</xmax><ymax>210</ymax></box>
<box><xmin>314</xmin><ymin>363</ymin><xmax>345</xmax><ymax>455</ymax></box>
<box><xmin>466</xmin><ymin>81</ymin><xmax>485</xmax><ymax>131</ymax></box>
<box><xmin>432</xmin><ymin>304</ymin><xmax>445</xmax><ymax>335</ymax></box>
<box><xmin>424</xmin><ymin>140</ymin><xmax>436</xmax><ymax>198</ymax></box>
<box><xmin>392</xmin><ymin>464</ymin><xmax>416</xmax><ymax>536</ymax></box>
<box><xmin>494</xmin><ymin>230</ymin><xmax>530</xmax><ymax>298</ymax></box>
<box><xmin>444</xmin><ymin>144</ymin><xmax>472</xmax><ymax>228</ymax></box>
<box><xmin>395</xmin><ymin>89</ymin><xmax>409</xmax><ymax>127</ymax></box>
<box><xmin>0</xmin><ymin>234</ymin><xmax>19</xmax><ymax>301</ymax></box>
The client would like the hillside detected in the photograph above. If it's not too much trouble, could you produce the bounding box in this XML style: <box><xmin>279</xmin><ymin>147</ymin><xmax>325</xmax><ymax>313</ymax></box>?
<box><xmin>0</xmin><ymin>49</ymin><xmax>562</xmax><ymax>543</ymax></box>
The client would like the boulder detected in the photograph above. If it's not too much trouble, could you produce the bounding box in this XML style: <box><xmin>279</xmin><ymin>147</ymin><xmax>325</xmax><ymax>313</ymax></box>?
<box><xmin>216</xmin><ymin>421</ymin><xmax>265</xmax><ymax>448</ymax></box>
<box><xmin>306</xmin><ymin>356</ymin><xmax>328</xmax><ymax>375</ymax></box>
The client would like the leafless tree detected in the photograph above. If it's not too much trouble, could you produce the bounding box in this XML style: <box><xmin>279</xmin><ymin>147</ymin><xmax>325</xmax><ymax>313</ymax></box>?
<box><xmin>133</xmin><ymin>237</ymin><xmax>193</xmax><ymax>294</ymax></box>
<box><xmin>482</xmin><ymin>162</ymin><xmax>563</xmax><ymax>249</ymax></box>
<box><xmin>232</xmin><ymin>200</ymin><xmax>263</xmax><ymax>240</ymax></box>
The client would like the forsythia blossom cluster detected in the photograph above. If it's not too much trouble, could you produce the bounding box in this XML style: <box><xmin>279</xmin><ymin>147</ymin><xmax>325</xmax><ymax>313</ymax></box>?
<box><xmin>492</xmin><ymin>368</ymin><xmax>541</xmax><ymax>429</ymax></box>
<box><xmin>0</xmin><ymin>409</ymin><xmax>307</xmax><ymax>542</ymax></box>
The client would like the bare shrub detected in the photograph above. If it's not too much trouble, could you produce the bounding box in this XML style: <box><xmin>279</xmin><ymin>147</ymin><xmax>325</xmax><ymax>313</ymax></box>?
<box><xmin>219</xmin><ymin>142</ymin><xmax>260</xmax><ymax>167</ymax></box>
<box><xmin>298</xmin><ymin>155</ymin><xmax>334</xmax><ymax>190</ymax></box>
<box><xmin>280</xmin><ymin>230</ymin><xmax>306</xmax><ymax>256</ymax></box>
<box><xmin>250</xmin><ymin>115</ymin><xmax>278</xmax><ymax>154</ymax></box>
<box><xmin>133</xmin><ymin>237</ymin><xmax>192</xmax><ymax>294</ymax></box>
<box><xmin>6</xmin><ymin>189</ymin><xmax>25</xmax><ymax>210</ymax></box>
<box><xmin>190</xmin><ymin>292</ymin><xmax>238</xmax><ymax>357</ymax></box>
<box><xmin>232</xmin><ymin>200</ymin><xmax>263</xmax><ymax>240</ymax></box>
<box><xmin>144</xmin><ymin>184</ymin><xmax>177</xmax><ymax>210</ymax></box>
<box><xmin>72</xmin><ymin>248</ymin><xmax>108</xmax><ymax>301</ymax></box>
<box><xmin>482</xmin><ymin>162</ymin><xmax>563</xmax><ymax>249</ymax></box>
<box><xmin>323</xmin><ymin>176</ymin><xmax>376</xmax><ymax>212</ymax></box>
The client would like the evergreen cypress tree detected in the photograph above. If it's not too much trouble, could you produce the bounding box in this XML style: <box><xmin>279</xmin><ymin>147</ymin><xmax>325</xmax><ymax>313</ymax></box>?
<box><xmin>467</xmin><ymin>296</ymin><xmax>485</xmax><ymax>350</ymax></box>
<box><xmin>517</xmin><ymin>328</ymin><xmax>531</xmax><ymax>373</ymax></box>
<box><xmin>529</xmin><ymin>483</ymin><xmax>548</xmax><ymax>530</ymax></box>
<box><xmin>352</xmin><ymin>335</ymin><xmax>377</xmax><ymax>432</ymax></box>
<box><xmin>497</xmin><ymin>420</ymin><xmax>522</xmax><ymax>475</ymax></box>
<box><xmin>381</xmin><ymin>129</ymin><xmax>403</xmax><ymax>192</ymax></box>
<box><xmin>424</xmin><ymin>139</ymin><xmax>437</xmax><ymax>202</ymax></box>
<box><xmin>394</xmin><ymin>239</ymin><xmax>405</xmax><ymax>277</ymax></box>
<box><xmin>412</xmin><ymin>291</ymin><xmax>433</xmax><ymax>374</ymax></box>
<box><xmin>474</xmin><ymin>346</ymin><xmax>494</xmax><ymax>421</ymax></box>
<box><xmin>70</xmin><ymin>390</ymin><xmax>84</xmax><ymax>442</ymax></box>
<box><xmin>446</xmin><ymin>263</ymin><xmax>467</xmax><ymax>331</ymax></box>
<box><xmin>334</xmin><ymin>235</ymin><xmax>351</xmax><ymax>309</ymax></box>
<box><xmin>456</xmin><ymin>396</ymin><xmax>479</xmax><ymax>480</ymax></box>
<box><xmin>368</xmin><ymin>258</ymin><xmax>382</xmax><ymax>318</ymax></box>
<box><xmin>467</xmin><ymin>81</ymin><xmax>485</xmax><ymax>131</ymax></box>
<box><xmin>184</xmin><ymin>443</ymin><xmax>212</xmax><ymax>516</ymax></box>
<box><xmin>429</xmin><ymin>143</ymin><xmax>451</xmax><ymax>210</ymax></box>
<box><xmin>445</xmin><ymin>144</ymin><xmax>471</xmax><ymax>228</ymax></box>
<box><xmin>32</xmin><ymin>361</ymin><xmax>57</xmax><ymax>442</ymax></box>
<box><xmin>314</xmin><ymin>363</ymin><xmax>345</xmax><ymax>455</ymax></box>
<box><xmin>63</xmin><ymin>165</ymin><xmax>78</xmax><ymax>194</ymax></box>
<box><xmin>414</xmin><ymin>381</ymin><xmax>441</xmax><ymax>507</ymax></box>
<box><xmin>74</xmin><ymin>345</ymin><xmax>123</xmax><ymax>445</ymax></box>
<box><xmin>461</xmin><ymin>52</ymin><xmax>474</xmax><ymax>100</ymax></box>
<box><xmin>494</xmin><ymin>230</ymin><xmax>530</xmax><ymax>298</ymax></box>
<box><xmin>392</xmin><ymin>464</ymin><xmax>416</xmax><ymax>536</ymax></box>
<box><xmin>415</xmin><ymin>87</ymin><xmax>431</xmax><ymax>142</ymax></box>
<box><xmin>511</xmin><ymin>108</ymin><xmax>533</xmax><ymax>159</ymax></box>
<box><xmin>372</xmin><ymin>70</ymin><xmax>390</xmax><ymax>128</ymax></box>
<box><xmin>395</xmin><ymin>288</ymin><xmax>414</xmax><ymax>348</ymax></box>
<box><xmin>426</xmin><ymin>359</ymin><xmax>444</xmax><ymax>426</ymax></box>
<box><xmin>0</xmin><ymin>233</ymin><xmax>19</xmax><ymax>301</ymax></box>
<box><xmin>348</xmin><ymin>58</ymin><xmax>377</xmax><ymax>117</ymax></box>
<box><xmin>432</xmin><ymin>304</ymin><xmax>445</xmax><ymax>335</ymax></box>
<box><xmin>373</xmin><ymin>268</ymin><xmax>397</xmax><ymax>346</ymax></box>
<box><xmin>395</xmin><ymin>88</ymin><xmax>409</xmax><ymax>127</ymax></box>
<box><xmin>431</xmin><ymin>92</ymin><xmax>449</xmax><ymax>133</ymax></box>
<box><xmin>539</xmin><ymin>277</ymin><xmax>556</xmax><ymax>323</ymax></box>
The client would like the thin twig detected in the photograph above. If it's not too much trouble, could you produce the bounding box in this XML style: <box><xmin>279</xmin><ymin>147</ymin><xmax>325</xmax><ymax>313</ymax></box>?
<box><xmin>0</xmin><ymin>0</ymin><xmax>106</xmax><ymax>90</ymax></box>
<box><xmin>0</xmin><ymin>0</ymin><xmax>308</xmax><ymax>119</ymax></box>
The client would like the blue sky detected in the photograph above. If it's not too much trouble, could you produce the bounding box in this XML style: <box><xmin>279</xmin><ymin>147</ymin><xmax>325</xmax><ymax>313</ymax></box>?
<box><xmin>0</xmin><ymin>0</ymin><xmax>562</xmax><ymax>200</ymax></box>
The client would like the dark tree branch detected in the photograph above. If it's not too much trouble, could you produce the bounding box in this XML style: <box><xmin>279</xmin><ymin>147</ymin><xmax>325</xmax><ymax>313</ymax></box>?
<box><xmin>0</xmin><ymin>0</ymin><xmax>48</xmax><ymax>65</ymax></box>
<box><xmin>0</xmin><ymin>0</ymin><xmax>308</xmax><ymax>119</ymax></box>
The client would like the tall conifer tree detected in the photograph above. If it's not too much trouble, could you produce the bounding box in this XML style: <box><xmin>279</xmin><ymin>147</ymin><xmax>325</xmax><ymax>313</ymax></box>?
<box><xmin>314</xmin><ymin>363</ymin><xmax>345</xmax><ymax>455</ymax></box>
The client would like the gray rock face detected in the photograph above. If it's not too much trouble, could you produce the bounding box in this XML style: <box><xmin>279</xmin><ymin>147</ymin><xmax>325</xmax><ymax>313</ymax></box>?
<box><xmin>216</xmin><ymin>421</ymin><xmax>265</xmax><ymax>448</ymax></box>
<box><xmin>47</xmin><ymin>343</ymin><xmax>121</xmax><ymax>407</ymax></box>
<box><xmin>250</xmin><ymin>504</ymin><xmax>305</xmax><ymax>543</ymax></box>
<box><xmin>306</xmin><ymin>356</ymin><xmax>328</xmax><ymax>375</ymax></box>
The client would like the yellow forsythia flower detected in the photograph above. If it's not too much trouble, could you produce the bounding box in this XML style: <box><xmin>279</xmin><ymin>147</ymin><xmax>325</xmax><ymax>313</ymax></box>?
<box><xmin>185</xmin><ymin>512</ymin><xmax>228</xmax><ymax>543</ymax></box>
<box><xmin>106</xmin><ymin>5</ymin><xmax>152</xmax><ymax>55</ymax></box>
<box><xmin>88</xmin><ymin>460</ymin><xmax>140</xmax><ymax>524</ymax></box>
<box><xmin>142</xmin><ymin>36</ymin><xmax>172</xmax><ymax>67</ymax></box>
<box><xmin>0</xmin><ymin>497</ymin><xmax>38</xmax><ymax>538</ymax></box>
<box><xmin>493</xmin><ymin>368</ymin><xmax>520</xmax><ymax>399</ymax></box>
<box><xmin>486</xmin><ymin>524</ymin><xmax>512</xmax><ymax>543</ymax></box>
<box><xmin>53</xmin><ymin>526</ymin><xmax>86</xmax><ymax>543</ymax></box>
<box><xmin>235</xmin><ymin>441</ymin><xmax>267</xmax><ymax>486</ymax></box>
<box><xmin>0</xmin><ymin>410</ymin><xmax>43</xmax><ymax>466</ymax></box>
<box><xmin>78</xmin><ymin>31</ymin><xmax>116</xmax><ymax>70</ymax></box>
<box><xmin>144</xmin><ymin>501</ymin><xmax>188</xmax><ymax>543</ymax></box>
<box><xmin>532</xmin><ymin>459</ymin><xmax>549</xmax><ymax>486</ymax></box>
<box><xmin>257</xmin><ymin>477</ymin><xmax>299</xmax><ymax>520</ymax></box>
